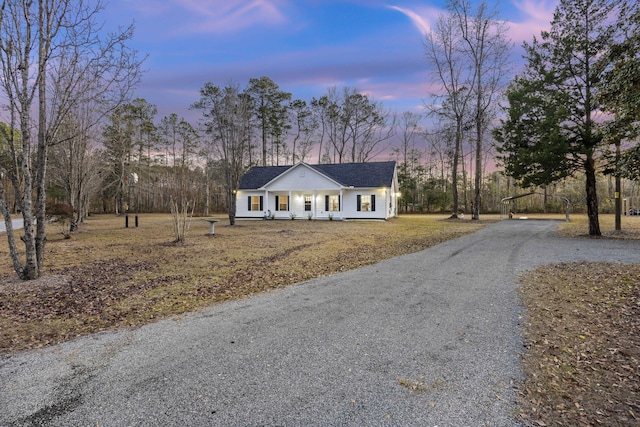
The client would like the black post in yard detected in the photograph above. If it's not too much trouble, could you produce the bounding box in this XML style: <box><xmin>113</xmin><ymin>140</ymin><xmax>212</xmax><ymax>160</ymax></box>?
<box><xmin>615</xmin><ymin>140</ymin><xmax>621</xmax><ymax>231</ymax></box>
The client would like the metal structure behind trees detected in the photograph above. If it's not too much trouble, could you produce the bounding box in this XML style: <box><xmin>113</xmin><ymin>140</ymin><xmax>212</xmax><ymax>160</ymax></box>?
<box><xmin>500</xmin><ymin>192</ymin><xmax>571</xmax><ymax>222</ymax></box>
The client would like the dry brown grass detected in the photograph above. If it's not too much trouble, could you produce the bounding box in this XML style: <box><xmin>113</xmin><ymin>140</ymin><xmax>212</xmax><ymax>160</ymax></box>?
<box><xmin>519</xmin><ymin>214</ymin><xmax>640</xmax><ymax>427</ymax></box>
<box><xmin>0</xmin><ymin>213</ymin><xmax>491</xmax><ymax>354</ymax></box>
<box><xmin>558</xmin><ymin>213</ymin><xmax>640</xmax><ymax>239</ymax></box>
<box><xmin>519</xmin><ymin>262</ymin><xmax>640</xmax><ymax>426</ymax></box>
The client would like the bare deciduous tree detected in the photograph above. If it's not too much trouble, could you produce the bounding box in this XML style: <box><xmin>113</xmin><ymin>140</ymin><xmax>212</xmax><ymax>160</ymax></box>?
<box><xmin>317</xmin><ymin>86</ymin><xmax>396</xmax><ymax>164</ymax></box>
<box><xmin>449</xmin><ymin>0</ymin><xmax>511</xmax><ymax>219</ymax></box>
<box><xmin>289</xmin><ymin>99</ymin><xmax>318</xmax><ymax>163</ymax></box>
<box><xmin>310</xmin><ymin>95</ymin><xmax>330</xmax><ymax>164</ymax></box>
<box><xmin>48</xmin><ymin>108</ymin><xmax>105</xmax><ymax>233</ymax></box>
<box><xmin>393</xmin><ymin>111</ymin><xmax>425</xmax><ymax>212</ymax></box>
<box><xmin>0</xmin><ymin>0</ymin><xmax>142</xmax><ymax>279</ymax></box>
<box><xmin>425</xmin><ymin>11</ymin><xmax>474</xmax><ymax>218</ymax></box>
<box><xmin>192</xmin><ymin>83</ymin><xmax>252</xmax><ymax>225</ymax></box>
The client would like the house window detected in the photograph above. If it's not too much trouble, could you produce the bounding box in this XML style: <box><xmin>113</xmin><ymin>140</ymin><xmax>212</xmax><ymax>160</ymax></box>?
<box><xmin>304</xmin><ymin>195</ymin><xmax>312</xmax><ymax>211</ymax></box>
<box><xmin>325</xmin><ymin>195</ymin><xmax>340</xmax><ymax>211</ymax></box>
<box><xmin>360</xmin><ymin>195</ymin><xmax>371</xmax><ymax>211</ymax></box>
<box><xmin>357</xmin><ymin>194</ymin><xmax>376</xmax><ymax>212</ymax></box>
<box><xmin>248</xmin><ymin>196</ymin><xmax>263</xmax><ymax>211</ymax></box>
<box><xmin>276</xmin><ymin>195</ymin><xmax>289</xmax><ymax>211</ymax></box>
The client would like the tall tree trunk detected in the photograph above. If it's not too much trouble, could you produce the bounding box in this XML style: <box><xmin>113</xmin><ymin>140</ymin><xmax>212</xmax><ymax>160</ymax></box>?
<box><xmin>205</xmin><ymin>177</ymin><xmax>210</xmax><ymax>216</ymax></box>
<box><xmin>615</xmin><ymin>139</ymin><xmax>621</xmax><ymax>231</ymax></box>
<box><xmin>473</xmin><ymin>128</ymin><xmax>481</xmax><ymax>220</ymax></box>
<box><xmin>0</xmin><ymin>183</ymin><xmax>24</xmax><ymax>276</ymax></box>
<box><xmin>20</xmin><ymin>18</ymin><xmax>39</xmax><ymax>280</ymax></box>
<box><xmin>227</xmin><ymin>186</ymin><xmax>236</xmax><ymax>225</ymax></box>
<box><xmin>473</xmin><ymin>83</ymin><xmax>483</xmax><ymax>220</ymax></box>
<box><xmin>585</xmin><ymin>153</ymin><xmax>600</xmax><ymax>236</ymax></box>
<box><xmin>461</xmin><ymin>145</ymin><xmax>468</xmax><ymax>213</ymax></box>
<box><xmin>450</xmin><ymin>124</ymin><xmax>461</xmax><ymax>218</ymax></box>
<box><xmin>36</xmin><ymin>2</ymin><xmax>50</xmax><ymax>276</ymax></box>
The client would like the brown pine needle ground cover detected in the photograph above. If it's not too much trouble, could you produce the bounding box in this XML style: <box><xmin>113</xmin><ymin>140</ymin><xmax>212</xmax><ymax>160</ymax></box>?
<box><xmin>518</xmin><ymin>214</ymin><xmax>640</xmax><ymax>426</ymax></box>
<box><xmin>0</xmin><ymin>214</ymin><xmax>489</xmax><ymax>355</ymax></box>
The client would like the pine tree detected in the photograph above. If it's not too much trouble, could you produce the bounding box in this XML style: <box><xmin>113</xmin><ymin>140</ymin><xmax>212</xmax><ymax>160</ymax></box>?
<box><xmin>495</xmin><ymin>0</ymin><xmax>622</xmax><ymax>236</ymax></box>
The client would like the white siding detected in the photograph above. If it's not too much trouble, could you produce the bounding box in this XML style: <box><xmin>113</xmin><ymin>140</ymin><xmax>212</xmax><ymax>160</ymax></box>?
<box><xmin>342</xmin><ymin>188</ymin><xmax>389</xmax><ymax>219</ymax></box>
<box><xmin>235</xmin><ymin>191</ymin><xmax>265</xmax><ymax>219</ymax></box>
<box><xmin>267</xmin><ymin>164</ymin><xmax>339</xmax><ymax>191</ymax></box>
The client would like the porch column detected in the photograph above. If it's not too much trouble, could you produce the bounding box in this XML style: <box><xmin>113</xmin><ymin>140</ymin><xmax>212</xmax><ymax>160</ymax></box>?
<box><xmin>313</xmin><ymin>190</ymin><xmax>317</xmax><ymax>218</ymax></box>
<box><xmin>264</xmin><ymin>189</ymin><xmax>269</xmax><ymax>215</ymax></box>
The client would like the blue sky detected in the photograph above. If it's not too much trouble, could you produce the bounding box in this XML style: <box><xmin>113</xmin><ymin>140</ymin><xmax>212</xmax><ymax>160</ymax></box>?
<box><xmin>104</xmin><ymin>0</ymin><xmax>559</xmax><ymax>122</ymax></box>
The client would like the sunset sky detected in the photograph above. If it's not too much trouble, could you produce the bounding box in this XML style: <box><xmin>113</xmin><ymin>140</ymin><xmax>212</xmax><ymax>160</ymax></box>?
<box><xmin>103</xmin><ymin>0</ymin><xmax>558</xmax><ymax>122</ymax></box>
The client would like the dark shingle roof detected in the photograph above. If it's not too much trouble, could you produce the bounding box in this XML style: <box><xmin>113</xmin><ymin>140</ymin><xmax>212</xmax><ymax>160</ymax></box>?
<box><xmin>238</xmin><ymin>161</ymin><xmax>396</xmax><ymax>189</ymax></box>
<box><xmin>310</xmin><ymin>161</ymin><xmax>396</xmax><ymax>188</ymax></box>
<box><xmin>238</xmin><ymin>165</ymin><xmax>290</xmax><ymax>189</ymax></box>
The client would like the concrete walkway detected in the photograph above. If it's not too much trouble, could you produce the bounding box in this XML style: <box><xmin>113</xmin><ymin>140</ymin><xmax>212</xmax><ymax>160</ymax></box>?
<box><xmin>1</xmin><ymin>220</ymin><xmax>638</xmax><ymax>426</ymax></box>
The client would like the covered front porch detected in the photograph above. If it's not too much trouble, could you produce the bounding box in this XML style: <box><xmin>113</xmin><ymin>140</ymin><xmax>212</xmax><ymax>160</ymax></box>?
<box><xmin>263</xmin><ymin>189</ymin><xmax>344</xmax><ymax>220</ymax></box>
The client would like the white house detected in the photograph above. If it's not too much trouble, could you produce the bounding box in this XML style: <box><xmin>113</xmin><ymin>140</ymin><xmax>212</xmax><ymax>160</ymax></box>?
<box><xmin>236</xmin><ymin>161</ymin><xmax>399</xmax><ymax>220</ymax></box>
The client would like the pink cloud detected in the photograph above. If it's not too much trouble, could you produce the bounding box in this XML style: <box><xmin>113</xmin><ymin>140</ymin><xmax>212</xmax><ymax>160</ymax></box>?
<box><xmin>511</xmin><ymin>0</ymin><xmax>557</xmax><ymax>23</ymax></box>
<box><xmin>388</xmin><ymin>0</ymin><xmax>556</xmax><ymax>48</ymax></box>
<box><xmin>508</xmin><ymin>0</ymin><xmax>557</xmax><ymax>43</ymax></box>
<box><xmin>387</xmin><ymin>4</ymin><xmax>436</xmax><ymax>36</ymax></box>
<box><xmin>171</xmin><ymin>0</ymin><xmax>290</xmax><ymax>34</ymax></box>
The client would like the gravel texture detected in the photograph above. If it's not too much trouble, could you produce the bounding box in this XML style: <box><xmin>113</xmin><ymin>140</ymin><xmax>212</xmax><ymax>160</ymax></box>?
<box><xmin>1</xmin><ymin>220</ymin><xmax>638</xmax><ymax>427</ymax></box>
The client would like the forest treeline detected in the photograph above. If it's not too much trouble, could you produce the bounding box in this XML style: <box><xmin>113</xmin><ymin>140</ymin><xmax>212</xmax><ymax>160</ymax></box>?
<box><xmin>0</xmin><ymin>0</ymin><xmax>638</xmax><ymax>279</ymax></box>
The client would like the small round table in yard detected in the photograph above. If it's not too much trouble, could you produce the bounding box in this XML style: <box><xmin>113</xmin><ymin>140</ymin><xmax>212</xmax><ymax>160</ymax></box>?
<box><xmin>203</xmin><ymin>218</ymin><xmax>220</xmax><ymax>235</ymax></box>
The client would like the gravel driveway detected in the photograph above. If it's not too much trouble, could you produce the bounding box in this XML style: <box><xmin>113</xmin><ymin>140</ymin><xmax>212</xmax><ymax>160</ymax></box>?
<box><xmin>1</xmin><ymin>220</ymin><xmax>638</xmax><ymax>426</ymax></box>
